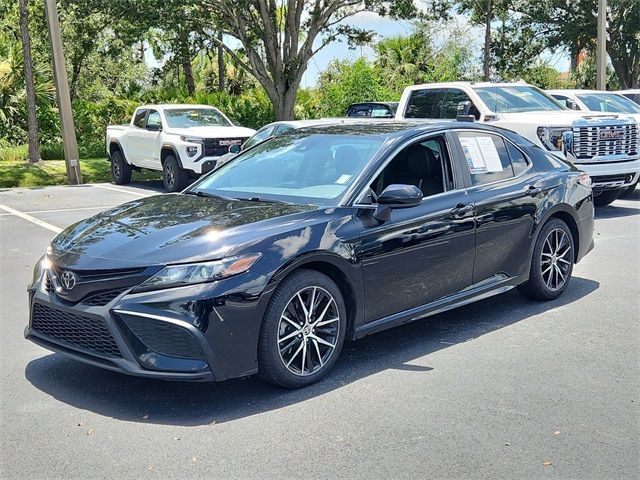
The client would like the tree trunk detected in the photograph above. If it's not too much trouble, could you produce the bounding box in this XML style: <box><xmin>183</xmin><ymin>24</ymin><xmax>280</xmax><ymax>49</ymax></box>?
<box><xmin>178</xmin><ymin>36</ymin><xmax>195</xmax><ymax>95</ymax></box>
<box><xmin>483</xmin><ymin>0</ymin><xmax>492</xmax><ymax>81</ymax></box>
<box><xmin>18</xmin><ymin>0</ymin><xmax>40</xmax><ymax>163</ymax></box>
<box><xmin>217</xmin><ymin>31</ymin><xmax>225</xmax><ymax>92</ymax></box>
<box><xmin>609</xmin><ymin>49</ymin><xmax>639</xmax><ymax>89</ymax></box>
<box><xmin>272</xmin><ymin>87</ymin><xmax>297</xmax><ymax>121</ymax></box>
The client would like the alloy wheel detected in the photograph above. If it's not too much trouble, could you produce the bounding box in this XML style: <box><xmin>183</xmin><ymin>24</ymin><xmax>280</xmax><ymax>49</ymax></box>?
<box><xmin>540</xmin><ymin>228</ymin><xmax>572</xmax><ymax>291</ymax></box>
<box><xmin>165</xmin><ymin>163</ymin><xmax>175</xmax><ymax>188</ymax></box>
<box><xmin>112</xmin><ymin>160</ymin><xmax>120</xmax><ymax>179</ymax></box>
<box><xmin>277</xmin><ymin>286</ymin><xmax>340</xmax><ymax>376</ymax></box>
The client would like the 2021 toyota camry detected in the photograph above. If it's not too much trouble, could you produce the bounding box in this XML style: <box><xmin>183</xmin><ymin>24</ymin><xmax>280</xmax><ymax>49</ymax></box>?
<box><xmin>26</xmin><ymin>122</ymin><xmax>594</xmax><ymax>388</ymax></box>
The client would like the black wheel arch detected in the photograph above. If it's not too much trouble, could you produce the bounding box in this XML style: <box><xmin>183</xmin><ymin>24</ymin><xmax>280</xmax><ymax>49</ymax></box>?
<box><xmin>109</xmin><ymin>140</ymin><xmax>130</xmax><ymax>164</ymax></box>
<box><xmin>531</xmin><ymin>204</ymin><xmax>581</xmax><ymax>264</ymax></box>
<box><xmin>161</xmin><ymin>144</ymin><xmax>184</xmax><ymax>168</ymax></box>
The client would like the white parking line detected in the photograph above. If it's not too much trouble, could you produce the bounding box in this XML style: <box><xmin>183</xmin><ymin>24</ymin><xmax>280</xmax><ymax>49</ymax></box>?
<box><xmin>93</xmin><ymin>184</ymin><xmax>151</xmax><ymax>197</ymax></box>
<box><xmin>0</xmin><ymin>204</ymin><xmax>62</xmax><ymax>233</ymax></box>
<box><xmin>25</xmin><ymin>206</ymin><xmax>115</xmax><ymax>214</ymax></box>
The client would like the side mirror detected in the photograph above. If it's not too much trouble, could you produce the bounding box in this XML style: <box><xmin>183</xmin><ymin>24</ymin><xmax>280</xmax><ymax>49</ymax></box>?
<box><xmin>228</xmin><ymin>144</ymin><xmax>241</xmax><ymax>154</ymax></box>
<box><xmin>374</xmin><ymin>184</ymin><xmax>423</xmax><ymax>222</ymax></box>
<box><xmin>566</xmin><ymin>99</ymin><xmax>579</xmax><ymax>110</ymax></box>
<box><xmin>147</xmin><ymin>124</ymin><xmax>162</xmax><ymax>132</ymax></box>
<box><xmin>456</xmin><ymin>101</ymin><xmax>475</xmax><ymax>122</ymax></box>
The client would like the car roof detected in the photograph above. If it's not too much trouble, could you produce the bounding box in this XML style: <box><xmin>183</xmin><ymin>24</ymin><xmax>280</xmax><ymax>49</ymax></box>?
<box><xmin>348</xmin><ymin>102</ymin><xmax>399</xmax><ymax>107</ymax></box>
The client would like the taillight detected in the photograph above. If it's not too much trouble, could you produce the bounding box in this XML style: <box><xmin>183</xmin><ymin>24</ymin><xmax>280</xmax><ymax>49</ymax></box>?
<box><xmin>577</xmin><ymin>172</ymin><xmax>592</xmax><ymax>188</ymax></box>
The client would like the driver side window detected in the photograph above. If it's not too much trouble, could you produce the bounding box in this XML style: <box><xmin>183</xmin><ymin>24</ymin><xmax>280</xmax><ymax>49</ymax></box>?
<box><xmin>365</xmin><ymin>135</ymin><xmax>454</xmax><ymax>203</ymax></box>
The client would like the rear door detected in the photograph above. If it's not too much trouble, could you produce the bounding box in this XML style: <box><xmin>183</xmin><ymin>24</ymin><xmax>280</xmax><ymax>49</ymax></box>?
<box><xmin>127</xmin><ymin>108</ymin><xmax>148</xmax><ymax>165</ymax></box>
<box><xmin>355</xmin><ymin>132</ymin><xmax>476</xmax><ymax>322</ymax></box>
<box><xmin>451</xmin><ymin>129</ymin><xmax>544</xmax><ymax>284</ymax></box>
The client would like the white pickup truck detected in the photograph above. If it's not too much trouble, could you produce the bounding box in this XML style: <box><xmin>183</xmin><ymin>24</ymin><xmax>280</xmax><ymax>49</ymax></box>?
<box><xmin>395</xmin><ymin>82</ymin><xmax>640</xmax><ymax>206</ymax></box>
<box><xmin>106</xmin><ymin>104</ymin><xmax>255</xmax><ymax>192</ymax></box>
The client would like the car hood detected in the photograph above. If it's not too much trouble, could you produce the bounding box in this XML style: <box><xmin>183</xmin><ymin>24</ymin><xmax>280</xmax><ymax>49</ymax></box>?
<box><xmin>165</xmin><ymin>126</ymin><xmax>256</xmax><ymax>138</ymax></box>
<box><xmin>495</xmin><ymin>110</ymin><xmax>628</xmax><ymax>126</ymax></box>
<box><xmin>50</xmin><ymin>194</ymin><xmax>319</xmax><ymax>269</ymax></box>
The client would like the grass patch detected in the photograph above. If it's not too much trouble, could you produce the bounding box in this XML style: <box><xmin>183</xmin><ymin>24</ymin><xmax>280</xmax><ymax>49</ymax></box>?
<box><xmin>0</xmin><ymin>158</ymin><xmax>162</xmax><ymax>188</ymax></box>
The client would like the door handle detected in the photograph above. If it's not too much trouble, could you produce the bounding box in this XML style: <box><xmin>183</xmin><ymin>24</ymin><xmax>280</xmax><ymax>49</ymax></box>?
<box><xmin>450</xmin><ymin>203</ymin><xmax>474</xmax><ymax>217</ymax></box>
<box><xmin>525</xmin><ymin>185</ymin><xmax>543</xmax><ymax>197</ymax></box>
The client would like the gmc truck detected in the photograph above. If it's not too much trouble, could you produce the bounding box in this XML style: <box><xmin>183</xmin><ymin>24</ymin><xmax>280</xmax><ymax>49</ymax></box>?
<box><xmin>395</xmin><ymin>82</ymin><xmax>640</xmax><ymax>206</ymax></box>
<box><xmin>106</xmin><ymin>104</ymin><xmax>255</xmax><ymax>192</ymax></box>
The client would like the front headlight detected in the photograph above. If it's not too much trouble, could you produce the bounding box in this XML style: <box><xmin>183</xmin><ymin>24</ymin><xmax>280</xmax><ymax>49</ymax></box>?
<box><xmin>180</xmin><ymin>136</ymin><xmax>204</xmax><ymax>143</ymax></box>
<box><xmin>537</xmin><ymin>126</ymin><xmax>572</xmax><ymax>151</ymax></box>
<box><xmin>134</xmin><ymin>253</ymin><xmax>261</xmax><ymax>292</ymax></box>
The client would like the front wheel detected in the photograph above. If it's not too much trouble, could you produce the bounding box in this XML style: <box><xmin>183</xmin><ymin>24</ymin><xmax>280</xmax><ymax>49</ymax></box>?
<box><xmin>518</xmin><ymin>219</ymin><xmax>574</xmax><ymax>301</ymax></box>
<box><xmin>162</xmin><ymin>155</ymin><xmax>189</xmax><ymax>192</ymax></box>
<box><xmin>111</xmin><ymin>150</ymin><xmax>132</xmax><ymax>185</ymax></box>
<box><xmin>258</xmin><ymin>269</ymin><xmax>347</xmax><ymax>388</ymax></box>
<box><xmin>594</xmin><ymin>189</ymin><xmax>620</xmax><ymax>207</ymax></box>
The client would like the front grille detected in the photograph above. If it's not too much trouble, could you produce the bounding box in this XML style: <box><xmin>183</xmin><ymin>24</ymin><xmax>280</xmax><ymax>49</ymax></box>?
<box><xmin>573</xmin><ymin>123</ymin><xmax>638</xmax><ymax>161</ymax></box>
<box><xmin>31</xmin><ymin>303</ymin><xmax>122</xmax><ymax>357</ymax></box>
<box><xmin>120</xmin><ymin>315</ymin><xmax>202</xmax><ymax>359</ymax></box>
<box><xmin>45</xmin><ymin>273</ymin><xmax>54</xmax><ymax>293</ymax></box>
<box><xmin>81</xmin><ymin>289</ymin><xmax>126</xmax><ymax>306</ymax></box>
<box><xmin>203</xmin><ymin>137</ymin><xmax>248</xmax><ymax>157</ymax></box>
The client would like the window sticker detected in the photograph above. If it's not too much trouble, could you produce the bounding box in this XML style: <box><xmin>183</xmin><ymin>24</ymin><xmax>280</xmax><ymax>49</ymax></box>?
<box><xmin>475</xmin><ymin>137</ymin><xmax>503</xmax><ymax>172</ymax></box>
<box><xmin>459</xmin><ymin>137</ymin><xmax>487</xmax><ymax>173</ymax></box>
<box><xmin>336</xmin><ymin>174</ymin><xmax>351</xmax><ymax>184</ymax></box>
<box><xmin>459</xmin><ymin>136</ymin><xmax>504</xmax><ymax>174</ymax></box>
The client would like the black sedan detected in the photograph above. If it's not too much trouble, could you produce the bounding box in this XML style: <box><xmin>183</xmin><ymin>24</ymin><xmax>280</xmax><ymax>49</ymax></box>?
<box><xmin>26</xmin><ymin>122</ymin><xmax>594</xmax><ymax>388</ymax></box>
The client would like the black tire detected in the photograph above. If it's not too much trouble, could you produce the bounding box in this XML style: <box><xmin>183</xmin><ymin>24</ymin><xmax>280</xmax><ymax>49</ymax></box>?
<box><xmin>258</xmin><ymin>269</ymin><xmax>347</xmax><ymax>389</ymax></box>
<box><xmin>619</xmin><ymin>181</ymin><xmax>637</xmax><ymax>198</ymax></box>
<box><xmin>593</xmin><ymin>189</ymin><xmax>620</xmax><ymax>207</ymax></box>
<box><xmin>162</xmin><ymin>155</ymin><xmax>189</xmax><ymax>192</ymax></box>
<box><xmin>110</xmin><ymin>150</ymin><xmax>132</xmax><ymax>185</ymax></box>
<box><xmin>518</xmin><ymin>219</ymin><xmax>575</xmax><ymax>301</ymax></box>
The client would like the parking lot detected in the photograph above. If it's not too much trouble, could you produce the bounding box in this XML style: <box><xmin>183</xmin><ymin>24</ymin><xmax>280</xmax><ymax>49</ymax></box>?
<box><xmin>1</xmin><ymin>181</ymin><xmax>638</xmax><ymax>479</ymax></box>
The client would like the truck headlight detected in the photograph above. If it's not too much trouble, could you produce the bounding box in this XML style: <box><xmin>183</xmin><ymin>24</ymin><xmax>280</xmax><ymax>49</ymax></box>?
<box><xmin>180</xmin><ymin>136</ymin><xmax>204</xmax><ymax>143</ymax></box>
<box><xmin>133</xmin><ymin>253</ymin><xmax>261</xmax><ymax>292</ymax></box>
<box><xmin>537</xmin><ymin>126</ymin><xmax>572</xmax><ymax>151</ymax></box>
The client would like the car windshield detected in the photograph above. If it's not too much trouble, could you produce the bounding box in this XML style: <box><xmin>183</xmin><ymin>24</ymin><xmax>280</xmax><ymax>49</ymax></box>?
<box><xmin>164</xmin><ymin>108</ymin><xmax>231</xmax><ymax>128</ymax></box>
<box><xmin>189</xmin><ymin>133</ymin><xmax>384</xmax><ymax>206</ymax></box>
<box><xmin>577</xmin><ymin>93</ymin><xmax>640</xmax><ymax>113</ymax></box>
<box><xmin>474</xmin><ymin>86</ymin><xmax>564</xmax><ymax>113</ymax></box>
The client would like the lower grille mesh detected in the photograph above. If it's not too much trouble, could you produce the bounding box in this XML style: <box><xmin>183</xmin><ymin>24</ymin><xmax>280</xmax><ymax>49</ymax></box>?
<box><xmin>121</xmin><ymin>315</ymin><xmax>202</xmax><ymax>359</ymax></box>
<box><xmin>31</xmin><ymin>303</ymin><xmax>122</xmax><ymax>357</ymax></box>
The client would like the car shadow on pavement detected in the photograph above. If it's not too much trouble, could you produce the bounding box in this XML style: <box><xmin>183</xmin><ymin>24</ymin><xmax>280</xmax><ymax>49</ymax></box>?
<box><xmin>25</xmin><ymin>276</ymin><xmax>599</xmax><ymax>426</ymax></box>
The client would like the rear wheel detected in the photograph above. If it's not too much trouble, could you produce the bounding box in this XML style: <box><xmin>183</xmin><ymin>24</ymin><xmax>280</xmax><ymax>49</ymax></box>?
<box><xmin>518</xmin><ymin>219</ymin><xmax>574</xmax><ymax>301</ymax></box>
<box><xmin>593</xmin><ymin>189</ymin><xmax>620</xmax><ymax>207</ymax></box>
<box><xmin>110</xmin><ymin>150</ymin><xmax>132</xmax><ymax>185</ymax></box>
<box><xmin>162</xmin><ymin>155</ymin><xmax>189</xmax><ymax>192</ymax></box>
<box><xmin>258</xmin><ymin>269</ymin><xmax>347</xmax><ymax>388</ymax></box>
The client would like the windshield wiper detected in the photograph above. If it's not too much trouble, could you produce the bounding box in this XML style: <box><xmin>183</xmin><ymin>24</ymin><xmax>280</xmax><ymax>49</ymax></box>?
<box><xmin>184</xmin><ymin>190</ymin><xmax>237</xmax><ymax>201</ymax></box>
<box><xmin>234</xmin><ymin>196</ymin><xmax>294</xmax><ymax>205</ymax></box>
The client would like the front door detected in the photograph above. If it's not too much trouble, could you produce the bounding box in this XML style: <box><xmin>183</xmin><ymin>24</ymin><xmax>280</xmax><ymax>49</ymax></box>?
<box><xmin>355</xmin><ymin>133</ymin><xmax>476</xmax><ymax>323</ymax></box>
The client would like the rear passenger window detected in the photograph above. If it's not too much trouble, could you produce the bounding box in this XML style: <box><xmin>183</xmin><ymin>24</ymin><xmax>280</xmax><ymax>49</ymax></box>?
<box><xmin>506</xmin><ymin>142</ymin><xmax>530</xmax><ymax>176</ymax></box>
<box><xmin>442</xmin><ymin>89</ymin><xmax>480</xmax><ymax>119</ymax></box>
<box><xmin>133</xmin><ymin>109</ymin><xmax>147</xmax><ymax>128</ymax></box>
<box><xmin>455</xmin><ymin>132</ymin><xmax>514</xmax><ymax>185</ymax></box>
<box><xmin>404</xmin><ymin>89</ymin><xmax>445</xmax><ymax>118</ymax></box>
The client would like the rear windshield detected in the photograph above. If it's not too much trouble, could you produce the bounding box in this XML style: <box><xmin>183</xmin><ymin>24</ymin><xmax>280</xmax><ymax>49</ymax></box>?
<box><xmin>474</xmin><ymin>86</ymin><xmax>564</xmax><ymax>113</ymax></box>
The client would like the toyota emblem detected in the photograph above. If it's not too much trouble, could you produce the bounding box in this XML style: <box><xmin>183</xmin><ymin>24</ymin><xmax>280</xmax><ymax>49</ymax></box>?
<box><xmin>60</xmin><ymin>271</ymin><xmax>77</xmax><ymax>290</ymax></box>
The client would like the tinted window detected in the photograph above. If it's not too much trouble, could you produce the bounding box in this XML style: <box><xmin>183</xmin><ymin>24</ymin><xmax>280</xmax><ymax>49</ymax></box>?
<box><xmin>442</xmin><ymin>89</ymin><xmax>480</xmax><ymax>119</ymax></box>
<box><xmin>146</xmin><ymin>110</ymin><xmax>161</xmax><ymax>128</ymax></box>
<box><xmin>244</xmin><ymin>126</ymin><xmax>274</xmax><ymax>149</ymax></box>
<box><xmin>133</xmin><ymin>109</ymin><xmax>147</xmax><ymax>128</ymax></box>
<box><xmin>368</xmin><ymin>135</ymin><xmax>451</xmax><ymax>199</ymax></box>
<box><xmin>455</xmin><ymin>132</ymin><xmax>514</xmax><ymax>185</ymax></box>
<box><xmin>506</xmin><ymin>142</ymin><xmax>530</xmax><ymax>176</ymax></box>
<box><xmin>274</xmin><ymin>124</ymin><xmax>294</xmax><ymax>134</ymax></box>
<box><xmin>193</xmin><ymin>134</ymin><xmax>384</xmax><ymax>206</ymax></box>
<box><xmin>404</xmin><ymin>89</ymin><xmax>446</xmax><ymax>118</ymax></box>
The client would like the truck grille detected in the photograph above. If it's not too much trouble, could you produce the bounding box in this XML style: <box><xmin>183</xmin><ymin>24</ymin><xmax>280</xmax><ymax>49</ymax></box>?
<box><xmin>203</xmin><ymin>138</ymin><xmax>248</xmax><ymax>157</ymax></box>
<box><xmin>31</xmin><ymin>303</ymin><xmax>122</xmax><ymax>357</ymax></box>
<box><xmin>572</xmin><ymin>123</ymin><xmax>638</xmax><ymax>161</ymax></box>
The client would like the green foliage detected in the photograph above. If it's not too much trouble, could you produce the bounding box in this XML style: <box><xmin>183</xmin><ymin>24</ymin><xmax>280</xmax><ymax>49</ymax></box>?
<box><xmin>316</xmin><ymin>57</ymin><xmax>394</xmax><ymax>117</ymax></box>
<box><xmin>571</xmin><ymin>56</ymin><xmax>621</xmax><ymax>90</ymax></box>
<box><xmin>0</xmin><ymin>143</ymin><xmax>28</xmax><ymax>162</ymax></box>
<box><xmin>518</xmin><ymin>62</ymin><xmax>572</xmax><ymax>89</ymax></box>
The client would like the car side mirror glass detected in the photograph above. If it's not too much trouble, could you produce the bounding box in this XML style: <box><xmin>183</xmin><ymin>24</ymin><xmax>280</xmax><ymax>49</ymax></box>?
<box><xmin>229</xmin><ymin>144</ymin><xmax>241</xmax><ymax>154</ymax></box>
<box><xmin>147</xmin><ymin>124</ymin><xmax>162</xmax><ymax>132</ymax></box>
<box><xmin>566</xmin><ymin>99</ymin><xmax>579</xmax><ymax>110</ymax></box>
<box><xmin>374</xmin><ymin>184</ymin><xmax>423</xmax><ymax>222</ymax></box>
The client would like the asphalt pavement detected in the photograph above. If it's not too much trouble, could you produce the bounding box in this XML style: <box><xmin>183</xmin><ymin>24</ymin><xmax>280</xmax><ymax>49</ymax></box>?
<box><xmin>1</xmin><ymin>181</ymin><xmax>638</xmax><ymax>479</ymax></box>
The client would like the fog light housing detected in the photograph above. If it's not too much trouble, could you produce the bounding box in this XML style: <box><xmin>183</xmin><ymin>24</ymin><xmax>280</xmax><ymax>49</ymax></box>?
<box><xmin>186</xmin><ymin>146</ymin><xmax>198</xmax><ymax>157</ymax></box>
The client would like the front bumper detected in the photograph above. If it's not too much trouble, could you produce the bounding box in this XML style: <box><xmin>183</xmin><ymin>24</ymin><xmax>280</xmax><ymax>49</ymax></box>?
<box><xmin>575</xmin><ymin>158</ymin><xmax>640</xmax><ymax>191</ymax></box>
<box><xmin>25</xmin><ymin>270</ymin><xmax>273</xmax><ymax>382</ymax></box>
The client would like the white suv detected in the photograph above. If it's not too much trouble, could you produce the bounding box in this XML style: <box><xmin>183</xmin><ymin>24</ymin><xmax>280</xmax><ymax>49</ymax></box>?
<box><xmin>395</xmin><ymin>82</ymin><xmax>640</xmax><ymax>206</ymax></box>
